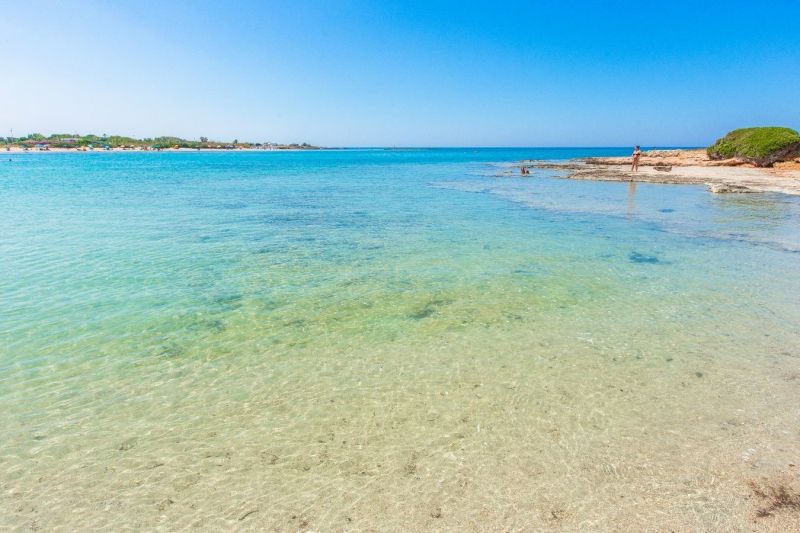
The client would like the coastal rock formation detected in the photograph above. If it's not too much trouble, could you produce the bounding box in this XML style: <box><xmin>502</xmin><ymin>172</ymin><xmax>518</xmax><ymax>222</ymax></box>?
<box><xmin>585</xmin><ymin>149</ymin><xmax>750</xmax><ymax>168</ymax></box>
<box><xmin>521</xmin><ymin>157</ymin><xmax>800</xmax><ymax>196</ymax></box>
<box><xmin>707</xmin><ymin>127</ymin><xmax>800</xmax><ymax>167</ymax></box>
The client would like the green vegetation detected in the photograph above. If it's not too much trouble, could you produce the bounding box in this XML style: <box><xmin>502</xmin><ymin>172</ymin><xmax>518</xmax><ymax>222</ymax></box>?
<box><xmin>0</xmin><ymin>133</ymin><xmax>320</xmax><ymax>151</ymax></box>
<box><xmin>707</xmin><ymin>127</ymin><xmax>800</xmax><ymax>167</ymax></box>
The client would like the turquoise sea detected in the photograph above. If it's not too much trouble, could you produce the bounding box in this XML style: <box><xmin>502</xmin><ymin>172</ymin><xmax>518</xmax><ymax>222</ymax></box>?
<box><xmin>2</xmin><ymin>149</ymin><xmax>800</xmax><ymax>530</ymax></box>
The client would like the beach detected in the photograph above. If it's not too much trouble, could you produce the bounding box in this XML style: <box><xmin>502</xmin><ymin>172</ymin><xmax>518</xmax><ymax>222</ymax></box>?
<box><xmin>2</xmin><ymin>149</ymin><xmax>800</xmax><ymax>530</ymax></box>
<box><xmin>522</xmin><ymin>149</ymin><xmax>800</xmax><ymax>196</ymax></box>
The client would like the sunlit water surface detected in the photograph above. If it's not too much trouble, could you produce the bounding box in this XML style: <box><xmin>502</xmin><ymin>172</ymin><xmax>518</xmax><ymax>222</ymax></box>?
<box><xmin>2</xmin><ymin>149</ymin><xmax>800</xmax><ymax>530</ymax></box>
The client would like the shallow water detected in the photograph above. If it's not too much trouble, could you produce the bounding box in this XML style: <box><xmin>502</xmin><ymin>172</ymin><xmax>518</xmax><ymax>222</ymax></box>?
<box><xmin>2</xmin><ymin>149</ymin><xmax>800</xmax><ymax>530</ymax></box>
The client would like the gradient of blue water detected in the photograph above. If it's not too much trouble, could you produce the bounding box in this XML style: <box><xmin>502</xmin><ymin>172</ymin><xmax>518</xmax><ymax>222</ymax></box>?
<box><xmin>2</xmin><ymin>148</ymin><xmax>800</xmax><ymax>373</ymax></box>
<box><xmin>3</xmin><ymin>148</ymin><xmax>800</xmax><ymax>529</ymax></box>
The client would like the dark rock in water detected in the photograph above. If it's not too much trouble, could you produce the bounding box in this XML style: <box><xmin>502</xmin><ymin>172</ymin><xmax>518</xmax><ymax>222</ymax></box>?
<box><xmin>708</xmin><ymin>183</ymin><xmax>756</xmax><ymax>194</ymax></box>
<box><xmin>629</xmin><ymin>252</ymin><xmax>660</xmax><ymax>264</ymax></box>
<box><xmin>659</xmin><ymin>208</ymin><xmax>675</xmax><ymax>213</ymax></box>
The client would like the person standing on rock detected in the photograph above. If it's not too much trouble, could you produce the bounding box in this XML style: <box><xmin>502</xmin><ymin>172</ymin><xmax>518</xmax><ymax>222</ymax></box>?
<box><xmin>631</xmin><ymin>145</ymin><xmax>642</xmax><ymax>172</ymax></box>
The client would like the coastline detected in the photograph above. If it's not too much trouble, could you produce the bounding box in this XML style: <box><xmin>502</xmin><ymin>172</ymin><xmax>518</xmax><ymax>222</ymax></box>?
<box><xmin>522</xmin><ymin>149</ymin><xmax>800</xmax><ymax>196</ymax></box>
<box><xmin>3</xmin><ymin>146</ymin><xmax>327</xmax><ymax>153</ymax></box>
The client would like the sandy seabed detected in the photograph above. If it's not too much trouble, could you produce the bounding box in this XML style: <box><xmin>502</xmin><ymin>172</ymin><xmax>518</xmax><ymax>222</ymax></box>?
<box><xmin>4</xmin><ymin>303</ymin><xmax>800</xmax><ymax>531</ymax></box>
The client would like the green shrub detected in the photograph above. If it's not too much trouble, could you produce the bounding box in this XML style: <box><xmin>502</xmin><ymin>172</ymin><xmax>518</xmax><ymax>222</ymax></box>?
<box><xmin>707</xmin><ymin>127</ymin><xmax>800</xmax><ymax>166</ymax></box>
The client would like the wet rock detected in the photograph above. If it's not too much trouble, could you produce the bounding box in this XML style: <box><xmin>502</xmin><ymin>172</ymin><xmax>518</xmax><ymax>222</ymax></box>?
<box><xmin>708</xmin><ymin>182</ymin><xmax>756</xmax><ymax>193</ymax></box>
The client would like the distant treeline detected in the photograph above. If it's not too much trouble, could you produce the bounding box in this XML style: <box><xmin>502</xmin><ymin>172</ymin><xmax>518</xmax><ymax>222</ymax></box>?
<box><xmin>1</xmin><ymin>133</ymin><xmax>319</xmax><ymax>150</ymax></box>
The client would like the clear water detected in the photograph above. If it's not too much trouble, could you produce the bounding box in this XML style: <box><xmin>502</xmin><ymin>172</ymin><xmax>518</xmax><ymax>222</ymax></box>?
<box><xmin>2</xmin><ymin>149</ymin><xmax>800</xmax><ymax>530</ymax></box>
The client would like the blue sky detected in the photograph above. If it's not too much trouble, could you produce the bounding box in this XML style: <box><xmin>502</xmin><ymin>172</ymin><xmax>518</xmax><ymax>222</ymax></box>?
<box><xmin>1</xmin><ymin>0</ymin><xmax>798</xmax><ymax>146</ymax></box>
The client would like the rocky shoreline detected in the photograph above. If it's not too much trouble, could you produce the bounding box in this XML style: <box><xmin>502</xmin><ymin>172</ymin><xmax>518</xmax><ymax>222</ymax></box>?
<box><xmin>521</xmin><ymin>149</ymin><xmax>800</xmax><ymax>196</ymax></box>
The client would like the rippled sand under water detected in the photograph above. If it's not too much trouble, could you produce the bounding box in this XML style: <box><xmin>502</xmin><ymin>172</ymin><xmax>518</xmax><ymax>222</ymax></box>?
<box><xmin>5</xmin><ymin>309</ymin><xmax>800</xmax><ymax>531</ymax></box>
<box><xmin>2</xmin><ymin>150</ymin><xmax>800</xmax><ymax>531</ymax></box>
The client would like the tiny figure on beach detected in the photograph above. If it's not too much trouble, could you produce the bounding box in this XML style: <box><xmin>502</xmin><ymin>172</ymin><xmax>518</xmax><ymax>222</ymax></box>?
<box><xmin>520</xmin><ymin>166</ymin><xmax>529</xmax><ymax>176</ymax></box>
<box><xmin>631</xmin><ymin>145</ymin><xmax>641</xmax><ymax>173</ymax></box>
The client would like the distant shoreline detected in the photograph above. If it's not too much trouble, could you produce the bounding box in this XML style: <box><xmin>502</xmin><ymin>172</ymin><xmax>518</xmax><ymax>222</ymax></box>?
<box><xmin>3</xmin><ymin>146</ymin><xmax>327</xmax><ymax>153</ymax></box>
<box><xmin>1</xmin><ymin>134</ymin><xmax>324</xmax><ymax>152</ymax></box>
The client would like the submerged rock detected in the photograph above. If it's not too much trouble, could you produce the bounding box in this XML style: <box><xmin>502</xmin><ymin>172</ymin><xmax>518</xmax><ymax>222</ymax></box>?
<box><xmin>629</xmin><ymin>252</ymin><xmax>661</xmax><ymax>264</ymax></box>
<box><xmin>708</xmin><ymin>182</ymin><xmax>756</xmax><ymax>194</ymax></box>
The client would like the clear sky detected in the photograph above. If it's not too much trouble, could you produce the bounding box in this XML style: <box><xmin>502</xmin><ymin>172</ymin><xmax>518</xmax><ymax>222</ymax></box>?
<box><xmin>2</xmin><ymin>0</ymin><xmax>798</xmax><ymax>147</ymax></box>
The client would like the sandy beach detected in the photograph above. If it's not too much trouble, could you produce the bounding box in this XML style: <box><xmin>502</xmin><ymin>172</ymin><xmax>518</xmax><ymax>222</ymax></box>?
<box><xmin>522</xmin><ymin>149</ymin><xmax>800</xmax><ymax>196</ymax></box>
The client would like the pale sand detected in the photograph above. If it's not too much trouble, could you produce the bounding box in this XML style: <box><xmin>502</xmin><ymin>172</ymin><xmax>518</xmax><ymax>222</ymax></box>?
<box><xmin>524</xmin><ymin>149</ymin><xmax>800</xmax><ymax>196</ymax></box>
